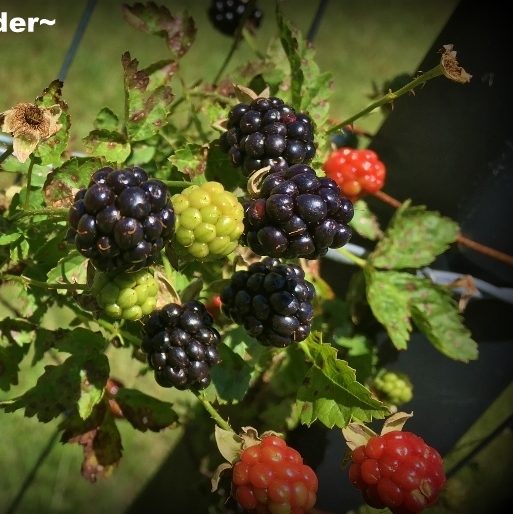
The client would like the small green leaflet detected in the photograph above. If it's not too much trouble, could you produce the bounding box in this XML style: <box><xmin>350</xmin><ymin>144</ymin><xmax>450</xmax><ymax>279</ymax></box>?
<box><xmin>43</xmin><ymin>157</ymin><xmax>103</xmax><ymax>208</ymax></box>
<box><xmin>297</xmin><ymin>333</ymin><xmax>387</xmax><ymax>429</ymax></box>
<box><xmin>168</xmin><ymin>143</ymin><xmax>206</xmax><ymax>177</ymax></box>
<box><xmin>365</xmin><ymin>268</ymin><xmax>412</xmax><ymax>350</ymax></box>
<box><xmin>350</xmin><ymin>200</ymin><xmax>383</xmax><ymax>241</ymax></box>
<box><xmin>47</xmin><ymin>251</ymin><xmax>88</xmax><ymax>291</ymax></box>
<box><xmin>369</xmin><ymin>201</ymin><xmax>459</xmax><ymax>269</ymax></box>
<box><xmin>94</xmin><ymin>107</ymin><xmax>119</xmax><ymax>131</ymax></box>
<box><xmin>122</xmin><ymin>3</ymin><xmax>196</xmax><ymax>59</ymax></box>
<box><xmin>115</xmin><ymin>389</ymin><xmax>178</xmax><ymax>432</ymax></box>
<box><xmin>83</xmin><ymin>129</ymin><xmax>131</xmax><ymax>163</ymax></box>
<box><xmin>34</xmin><ymin>80</ymin><xmax>70</xmax><ymax>166</ymax></box>
<box><xmin>122</xmin><ymin>53</ymin><xmax>175</xmax><ymax>142</ymax></box>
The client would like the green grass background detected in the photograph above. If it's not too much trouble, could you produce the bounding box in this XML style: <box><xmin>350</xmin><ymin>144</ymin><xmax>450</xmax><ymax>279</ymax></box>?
<box><xmin>0</xmin><ymin>1</ymin><xmax>463</xmax><ymax>513</ymax></box>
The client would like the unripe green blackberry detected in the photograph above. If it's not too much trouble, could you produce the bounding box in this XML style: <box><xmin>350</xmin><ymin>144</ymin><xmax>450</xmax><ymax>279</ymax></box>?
<box><xmin>171</xmin><ymin>182</ymin><xmax>244</xmax><ymax>260</ymax></box>
<box><xmin>92</xmin><ymin>269</ymin><xmax>158</xmax><ymax>321</ymax></box>
<box><xmin>373</xmin><ymin>370</ymin><xmax>413</xmax><ymax>406</ymax></box>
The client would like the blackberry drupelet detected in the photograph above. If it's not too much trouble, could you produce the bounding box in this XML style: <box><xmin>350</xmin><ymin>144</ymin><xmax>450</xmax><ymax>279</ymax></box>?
<box><xmin>68</xmin><ymin>166</ymin><xmax>175</xmax><ymax>272</ymax></box>
<box><xmin>208</xmin><ymin>0</ymin><xmax>263</xmax><ymax>37</ymax></box>
<box><xmin>141</xmin><ymin>301</ymin><xmax>221</xmax><ymax>390</ymax></box>
<box><xmin>220</xmin><ymin>257</ymin><xmax>315</xmax><ymax>347</ymax></box>
<box><xmin>219</xmin><ymin>96</ymin><xmax>316</xmax><ymax>177</ymax></box>
<box><xmin>243</xmin><ymin>164</ymin><xmax>354</xmax><ymax>259</ymax></box>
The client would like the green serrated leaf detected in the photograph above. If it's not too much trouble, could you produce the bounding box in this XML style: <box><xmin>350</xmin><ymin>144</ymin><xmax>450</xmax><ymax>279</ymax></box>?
<box><xmin>333</xmin><ymin>334</ymin><xmax>377</xmax><ymax>382</ymax></box>
<box><xmin>409</xmin><ymin>278</ymin><xmax>478</xmax><ymax>362</ymax></box>
<box><xmin>55</xmin><ymin>327</ymin><xmax>107</xmax><ymax>356</ymax></box>
<box><xmin>122</xmin><ymin>53</ymin><xmax>175</xmax><ymax>142</ymax></box>
<box><xmin>122</xmin><ymin>3</ymin><xmax>196</xmax><ymax>59</ymax></box>
<box><xmin>168</xmin><ymin>143</ymin><xmax>205</xmax><ymax>177</ymax></box>
<box><xmin>206</xmin><ymin>342</ymin><xmax>253</xmax><ymax>404</ymax></box>
<box><xmin>34</xmin><ymin>80</ymin><xmax>70</xmax><ymax>166</ymax></box>
<box><xmin>46</xmin><ymin>251</ymin><xmax>88</xmax><ymax>291</ymax></box>
<box><xmin>369</xmin><ymin>201</ymin><xmax>459</xmax><ymax>269</ymax></box>
<box><xmin>297</xmin><ymin>333</ymin><xmax>387</xmax><ymax>429</ymax></box>
<box><xmin>2</xmin><ymin>348</ymin><xmax>109</xmax><ymax>422</ymax></box>
<box><xmin>115</xmin><ymin>388</ymin><xmax>178</xmax><ymax>432</ymax></box>
<box><xmin>0</xmin><ymin>232</ymin><xmax>22</xmax><ymax>246</ymax></box>
<box><xmin>43</xmin><ymin>157</ymin><xmax>103</xmax><ymax>208</ymax></box>
<box><xmin>275</xmin><ymin>4</ymin><xmax>303</xmax><ymax>109</ymax></box>
<box><xmin>365</xmin><ymin>268</ymin><xmax>412</xmax><ymax>350</ymax></box>
<box><xmin>350</xmin><ymin>200</ymin><xmax>383</xmax><ymax>241</ymax></box>
<box><xmin>83</xmin><ymin>130</ymin><xmax>131</xmax><ymax>163</ymax></box>
<box><xmin>94</xmin><ymin>107</ymin><xmax>119</xmax><ymax>131</ymax></box>
<box><xmin>126</xmin><ymin>141</ymin><xmax>156</xmax><ymax>165</ymax></box>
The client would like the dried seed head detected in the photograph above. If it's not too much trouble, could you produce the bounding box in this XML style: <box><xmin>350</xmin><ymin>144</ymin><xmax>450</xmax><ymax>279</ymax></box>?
<box><xmin>440</xmin><ymin>44</ymin><xmax>472</xmax><ymax>84</ymax></box>
<box><xmin>1</xmin><ymin>102</ymin><xmax>61</xmax><ymax>162</ymax></box>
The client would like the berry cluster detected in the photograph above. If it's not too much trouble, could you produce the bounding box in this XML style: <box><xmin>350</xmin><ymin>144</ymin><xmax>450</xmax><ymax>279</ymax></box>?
<box><xmin>243</xmin><ymin>164</ymin><xmax>354</xmax><ymax>259</ymax></box>
<box><xmin>323</xmin><ymin>147</ymin><xmax>386</xmax><ymax>201</ymax></box>
<box><xmin>349</xmin><ymin>431</ymin><xmax>446</xmax><ymax>514</ymax></box>
<box><xmin>141</xmin><ymin>301</ymin><xmax>221</xmax><ymax>390</ymax></box>
<box><xmin>172</xmin><ymin>181</ymin><xmax>244</xmax><ymax>261</ymax></box>
<box><xmin>220</xmin><ymin>257</ymin><xmax>315</xmax><ymax>347</ymax></box>
<box><xmin>208</xmin><ymin>0</ymin><xmax>263</xmax><ymax>37</ymax></box>
<box><xmin>373</xmin><ymin>371</ymin><xmax>413</xmax><ymax>406</ymax></box>
<box><xmin>220</xmin><ymin>97</ymin><xmax>316</xmax><ymax>177</ymax></box>
<box><xmin>232</xmin><ymin>435</ymin><xmax>318</xmax><ymax>514</ymax></box>
<box><xmin>68</xmin><ymin>166</ymin><xmax>175</xmax><ymax>272</ymax></box>
<box><xmin>92</xmin><ymin>269</ymin><xmax>158</xmax><ymax>321</ymax></box>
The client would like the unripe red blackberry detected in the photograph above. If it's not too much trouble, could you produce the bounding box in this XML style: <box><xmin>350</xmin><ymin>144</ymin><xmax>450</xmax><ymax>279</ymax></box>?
<box><xmin>220</xmin><ymin>257</ymin><xmax>315</xmax><ymax>347</ymax></box>
<box><xmin>349</xmin><ymin>431</ymin><xmax>446</xmax><ymax>514</ymax></box>
<box><xmin>68</xmin><ymin>166</ymin><xmax>175</xmax><ymax>272</ymax></box>
<box><xmin>232</xmin><ymin>435</ymin><xmax>318</xmax><ymax>514</ymax></box>
<box><xmin>141</xmin><ymin>301</ymin><xmax>221</xmax><ymax>390</ymax></box>
<box><xmin>220</xmin><ymin>97</ymin><xmax>316</xmax><ymax>177</ymax></box>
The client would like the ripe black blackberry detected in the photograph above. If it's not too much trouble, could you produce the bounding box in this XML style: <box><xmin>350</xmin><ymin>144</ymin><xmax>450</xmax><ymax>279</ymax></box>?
<box><xmin>208</xmin><ymin>0</ymin><xmax>263</xmax><ymax>37</ymax></box>
<box><xmin>243</xmin><ymin>164</ymin><xmax>354</xmax><ymax>259</ymax></box>
<box><xmin>220</xmin><ymin>258</ymin><xmax>315</xmax><ymax>347</ymax></box>
<box><xmin>219</xmin><ymin>96</ymin><xmax>316</xmax><ymax>177</ymax></box>
<box><xmin>68</xmin><ymin>166</ymin><xmax>175</xmax><ymax>272</ymax></box>
<box><xmin>141</xmin><ymin>301</ymin><xmax>221</xmax><ymax>389</ymax></box>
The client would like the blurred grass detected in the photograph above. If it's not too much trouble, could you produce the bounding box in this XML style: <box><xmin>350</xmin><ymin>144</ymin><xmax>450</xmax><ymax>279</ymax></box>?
<box><xmin>0</xmin><ymin>0</ymin><xmax>457</xmax><ymax>145</ymax></box>
<box><xmin>0</xmin><ymin>1</ymin><xmax>458</xmax><ymax>513</ymax></box>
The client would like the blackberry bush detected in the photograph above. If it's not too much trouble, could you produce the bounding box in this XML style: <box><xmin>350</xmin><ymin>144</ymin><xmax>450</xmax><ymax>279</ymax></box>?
<box><xmin>219</xmin><ymin>96</ymin><xmax>316</xmax><ymax>177</ymax></box>
<box><xmin>243</xmin><ymin>164</ymin><xmax>354</xmax><ymax>259</ymax></box>
<box><xmin>141</xmin><ymin>300</ymin><xmax>221</xmax><ymax>390</ymax></box>
<box><xmin>208</xmin><ymin>0</ymin><xmax>263</xmax><ymax>37</ymax></box>
<box><xmin>220</xmin><ymin>257</ymin><xmax>315</xmax><ymax>347</ymax></box>
<box><xmin>171</xmin><ymin>181</ymin><xmax>244</xmax><ymax>260</ymax></box>
<box><xmin>91</xmin><ymin>268</ymin><xmax>158</xmax><ymax>321</ymax></box>
<box><xmin>68</xmin><ymin>166</ymin><xmax>175</xmax><ymax>272</ymax></box>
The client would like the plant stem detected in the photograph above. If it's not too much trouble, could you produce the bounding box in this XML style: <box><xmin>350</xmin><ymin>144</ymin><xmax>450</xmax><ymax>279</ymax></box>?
<box><xmin>161</xmin><ymin>180</ymin><xmax>192</xmax><ymax>189</ymax></box>
<box><xmin>373</xmin><ymin>190</ymin><xmax>513</xmax><ymax>267</ymax></box>
<box><xmin>0</xmin><ymin>274</ymin><xmax>87</xmax><ymax>291</ymax></box>
<box><xmin>0</xmin><ymin>144</ymin><xmax>13</xmax><ymax>164</ymax></box>
<box><xmin>212</xmin><ymin>0</ymin><xmax>257</xmax><ymax>86</ymax></box>
<box><xmin>5</xmin><ymin>428</ymin><xmax>61</xmax><ymax>514</ymax></box>
<box><xmin>198</xmin><ymin>395</ymin><xmax>233</xmax><ymax>432</ymax></box>
<box><xmin>327</xmin><ymin>64</ymin><xmax>444</xmax><ymax>134</ymax></box>
<box><xmin>337</xmin><ymin>247</ymin><xmax>367</xmax><ymax>268</ymax></box>
<box><xmin>9</xmin><ymin>207</ymin><xmax>69</xmax><ymax>221</ymax></box>
<box><xmin>23</xmin><ymin>158</ymin><xmax>36</xmax><ymax>209</ymax></box>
